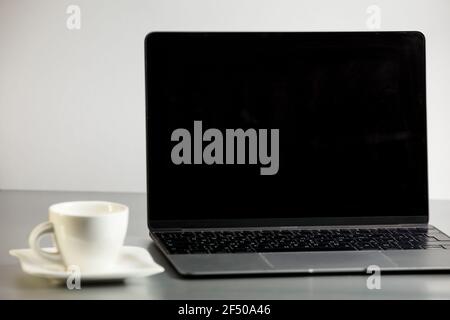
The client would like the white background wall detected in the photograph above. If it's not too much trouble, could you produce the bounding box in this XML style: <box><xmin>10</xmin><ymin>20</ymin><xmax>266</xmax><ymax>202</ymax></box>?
<box><xmin>0</xmin><ymin>0</ymin><xmax>449</xmax><ymax>197</ymax></box>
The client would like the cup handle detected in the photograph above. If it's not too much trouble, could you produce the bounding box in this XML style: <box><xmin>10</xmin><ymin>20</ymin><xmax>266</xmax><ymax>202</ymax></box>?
<box><xmin>28</xmin><ymin>221</ymin><xmax>62</xmax><ymax>262</ymax></box>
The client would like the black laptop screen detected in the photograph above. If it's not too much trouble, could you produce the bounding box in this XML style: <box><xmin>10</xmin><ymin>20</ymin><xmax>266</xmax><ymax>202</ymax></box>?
<box><xmin>146</xmin><ymin>32</ymin><xmax>427</xmax><ymax>226</ymax></box>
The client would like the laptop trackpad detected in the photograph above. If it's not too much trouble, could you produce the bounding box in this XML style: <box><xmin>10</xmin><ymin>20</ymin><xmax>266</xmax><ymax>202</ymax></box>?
<box><xmin>263</xmin><ymin>251</ymin><xmax>396</xmax><ymax>272</ymax></box>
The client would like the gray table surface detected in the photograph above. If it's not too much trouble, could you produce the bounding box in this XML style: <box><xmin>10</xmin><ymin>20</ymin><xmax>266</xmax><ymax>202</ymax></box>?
<box><xmin>2</xmin><ymin>190</ymin><xmax>450</xmax><ymax>299</ymax></box>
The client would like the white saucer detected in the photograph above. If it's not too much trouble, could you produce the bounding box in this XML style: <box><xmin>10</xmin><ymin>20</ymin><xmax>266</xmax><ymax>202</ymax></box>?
<box><xmin>9</xmin><ymin>246</ymin><xmax>164</xmax><ymax>281</ymax></box>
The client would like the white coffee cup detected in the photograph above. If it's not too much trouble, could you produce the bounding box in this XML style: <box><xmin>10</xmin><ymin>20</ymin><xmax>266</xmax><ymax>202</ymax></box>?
<box><xmin>28</xmin><ymin>201</ymin><xmax>129</xmax><ymax>273</ymax></box>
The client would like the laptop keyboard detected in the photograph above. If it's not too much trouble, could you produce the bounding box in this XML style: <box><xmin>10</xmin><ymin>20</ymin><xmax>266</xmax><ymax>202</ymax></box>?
<box><xmin>154</xmin><ymin>227</ymin><xmax>450</xmax><ymax>254</ymax></box>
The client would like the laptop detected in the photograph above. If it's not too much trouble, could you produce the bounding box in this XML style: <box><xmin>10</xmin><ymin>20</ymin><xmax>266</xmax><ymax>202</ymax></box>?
<box><xmin>145</xmin><ymin>31</ymin><xmax>450</xmax><ymax>276</ymax></box>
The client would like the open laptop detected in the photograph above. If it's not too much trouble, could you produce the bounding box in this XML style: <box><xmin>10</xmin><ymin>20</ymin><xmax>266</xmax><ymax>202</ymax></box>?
<box><xmin>145</xmin><ymin>31</ymin><xmax>450</xmax><ymax>276</ymax></box>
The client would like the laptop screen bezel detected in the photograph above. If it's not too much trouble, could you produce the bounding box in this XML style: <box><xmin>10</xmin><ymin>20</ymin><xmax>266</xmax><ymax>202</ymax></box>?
<box><xmin>145</xmin><ymin>31</ymin><xmax>429</xmax><ymax>230</ymax></box>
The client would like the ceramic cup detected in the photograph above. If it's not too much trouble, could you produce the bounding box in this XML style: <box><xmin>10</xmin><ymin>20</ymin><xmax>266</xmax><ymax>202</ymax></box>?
<box><xmin>28</xmin><ymin>201</ymin><xmax>128</xmax><ymax>273</ymax></box>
